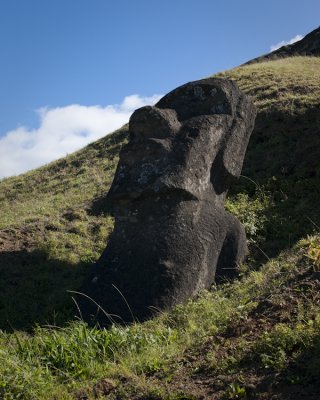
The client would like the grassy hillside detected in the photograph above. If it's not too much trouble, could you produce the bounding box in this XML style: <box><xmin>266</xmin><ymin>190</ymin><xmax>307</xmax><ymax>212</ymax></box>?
<box><xmin>219</xmin><ymin>57</ymin><xmax>320</xmax><ymax>258</ymax></box>
<box><xmin>0</xmin><ymin>56</ymin><xmax>320</xmax><ymax>399</ymax></box>
<box><xmin>0</xmin><ymin>127</ymin><xmax>127</xmax><ymax>329</ymax></box>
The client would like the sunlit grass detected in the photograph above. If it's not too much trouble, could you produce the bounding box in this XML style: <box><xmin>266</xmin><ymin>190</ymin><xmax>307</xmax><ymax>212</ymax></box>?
<box><xmin>217</xmin><ymin>57</ymin><xmax>320</xmax><ymax>112</ymax></box>
<box><xmin>1</xmin><ymin>238</ymin><xmax>320</xmax><ymax>399</ymax></box>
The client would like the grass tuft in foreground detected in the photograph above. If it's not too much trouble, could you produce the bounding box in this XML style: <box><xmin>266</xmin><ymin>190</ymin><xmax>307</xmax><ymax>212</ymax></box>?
<box><xmin>1</xmin><ymin>235</ymin><xmax>320</xmax><ymax>399</ymax></box>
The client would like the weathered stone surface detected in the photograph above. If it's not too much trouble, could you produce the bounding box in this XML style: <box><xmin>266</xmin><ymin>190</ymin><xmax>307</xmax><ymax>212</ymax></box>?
<box><xmin>80</xmin><ymin>78</ymin><xmax>256</xmax><ymax>324</ymax></box>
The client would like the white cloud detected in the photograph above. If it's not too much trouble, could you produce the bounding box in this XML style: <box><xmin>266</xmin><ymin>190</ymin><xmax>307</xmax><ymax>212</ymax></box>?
<box><xmin>270</xmin><ymin>34</ymin><xmax>304</xmax><ymax>52</ymax></box>
<box><xmin>0</xmin><ymin>94</ymin><xmax>162</xmax><ymax>179</ymax></box>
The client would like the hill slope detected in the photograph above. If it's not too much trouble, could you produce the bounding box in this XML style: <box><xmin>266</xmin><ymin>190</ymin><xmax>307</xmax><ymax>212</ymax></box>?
<box><xmin>245</xmin><ymin>26</ymin><xmax>320</xmax><ymax>64</ymax></box>
<box><xmin>0</xmin><ymin>56</ymin><xmax>320</xmax><ymax>399</ymax></box>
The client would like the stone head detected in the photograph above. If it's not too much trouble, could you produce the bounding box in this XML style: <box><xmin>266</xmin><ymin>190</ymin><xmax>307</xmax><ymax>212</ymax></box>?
<box><xmin>107</xmin><ymin>78</ymin><xmax>256</xmax><ymax>204</ymax></box>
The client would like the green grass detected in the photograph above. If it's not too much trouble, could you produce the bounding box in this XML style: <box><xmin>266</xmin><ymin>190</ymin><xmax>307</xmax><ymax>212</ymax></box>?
<box><xmin>217</xmin><ymin>57</ymin><xmax>320</xmax><ymax>113</ymax></box>
<box><xmin>0</xmin><ymin>56</ymin><xmax>320</xmax><ymax>398</ymax></box>
<box><xmin>0</xmin><ymin>125</ymin><xmax>127</xmax><ymax>230</ymax></box>
<box><xmin>0</xmin><ymin>126</ymin><xmax>127</xmax><ymax>330</ymax></box>
<box><xmin>1</xmin><ymin>237</ymin><xmax>320</xmax><ymax>399</ymax></box>
<box><xmin>221</xmin><ymin>57</ymin><xmax>320</xmax><ymax>259</ymax></box>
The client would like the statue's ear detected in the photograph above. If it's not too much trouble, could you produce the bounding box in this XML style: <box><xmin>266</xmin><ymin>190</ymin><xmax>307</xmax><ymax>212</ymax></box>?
<box><xmin>222</xmin><ymin>97</ymin><xmax>256</xmax><ymax>178</ymax></box>
<box><xmin>211</xmin><ymin>100</ymin><xmax>256</xmax><ymax>195</ymax></box>
<box><xmin>222</xmin><ymin>119</ymin><xmax>251</xmax><ymax>179</ymax></box>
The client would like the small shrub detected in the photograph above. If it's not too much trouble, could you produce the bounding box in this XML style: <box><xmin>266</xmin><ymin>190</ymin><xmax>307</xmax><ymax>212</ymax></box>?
<box><xmin>306</xmin><ymin>236</ymin><xmax>320</xmax><ymax>270</ymax></box>
<box><xmin>226</xmin><ymin>190</ymin><xmax>269</xmax><ymax>245</ymax></box>
<box><xmin>256</xmin><ymin>319</ymin><xmax>318</xmax><ymax>370</ymax></box>
<box><xmin>224</xmin><ymin>383</ymin><xmax>247</xmax><ymax>399</ymax></box>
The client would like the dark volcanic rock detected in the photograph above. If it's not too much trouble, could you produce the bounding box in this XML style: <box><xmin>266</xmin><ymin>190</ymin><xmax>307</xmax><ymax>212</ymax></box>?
<box><xmin>81</xmin><ymin>78</ymin><xmax>256</xmax><ymax>324</ymax></box>
<box><xmin>245</xmin><ymin>26</ymin><xmax>320</xmax><ymax>65</ymax></box>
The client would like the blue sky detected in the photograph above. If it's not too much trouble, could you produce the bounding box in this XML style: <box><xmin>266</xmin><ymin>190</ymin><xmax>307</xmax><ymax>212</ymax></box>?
<box><xmin>0</xmin><ymin>0</ymin><xmax>319</xmax><ymax>178</ymax></box>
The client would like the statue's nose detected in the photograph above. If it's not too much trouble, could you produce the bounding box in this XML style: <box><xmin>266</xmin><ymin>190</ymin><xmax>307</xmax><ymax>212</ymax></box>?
<box><xmin>129</xmin><ymin>106</ymin><xmax>181</xmax><ymax>140</ymax></box>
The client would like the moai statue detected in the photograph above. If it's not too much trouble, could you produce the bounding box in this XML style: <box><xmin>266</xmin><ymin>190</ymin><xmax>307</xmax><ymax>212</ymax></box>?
<box><xmin>81</xmin><ymin>78</ymin><xmax>256</xmax><ymax>324</ymax></box>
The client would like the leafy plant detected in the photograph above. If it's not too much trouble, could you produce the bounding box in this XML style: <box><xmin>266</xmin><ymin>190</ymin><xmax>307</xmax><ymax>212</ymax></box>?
<box><xmin>306</xmin><ymin>236</ymin><xmax>320</xmax><ymax>270</ymax></box>
<box><xmin>224</xmin><ymin>383</ymin><xmax>247</xmax><ymax>399</ymax></box>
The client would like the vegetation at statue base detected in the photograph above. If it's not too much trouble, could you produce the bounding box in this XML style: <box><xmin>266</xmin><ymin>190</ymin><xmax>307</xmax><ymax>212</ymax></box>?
<box><xmin>0</xmin><ymin>56</ymin><xmax>320</xmax><ymax>399</ymax></box>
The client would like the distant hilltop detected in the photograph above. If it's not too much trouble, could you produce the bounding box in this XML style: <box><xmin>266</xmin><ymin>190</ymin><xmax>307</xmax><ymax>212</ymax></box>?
<box><xmin>245</xmin><ymin>25</ymin><xmax>320</xmax><ymax>65</ymax></box>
